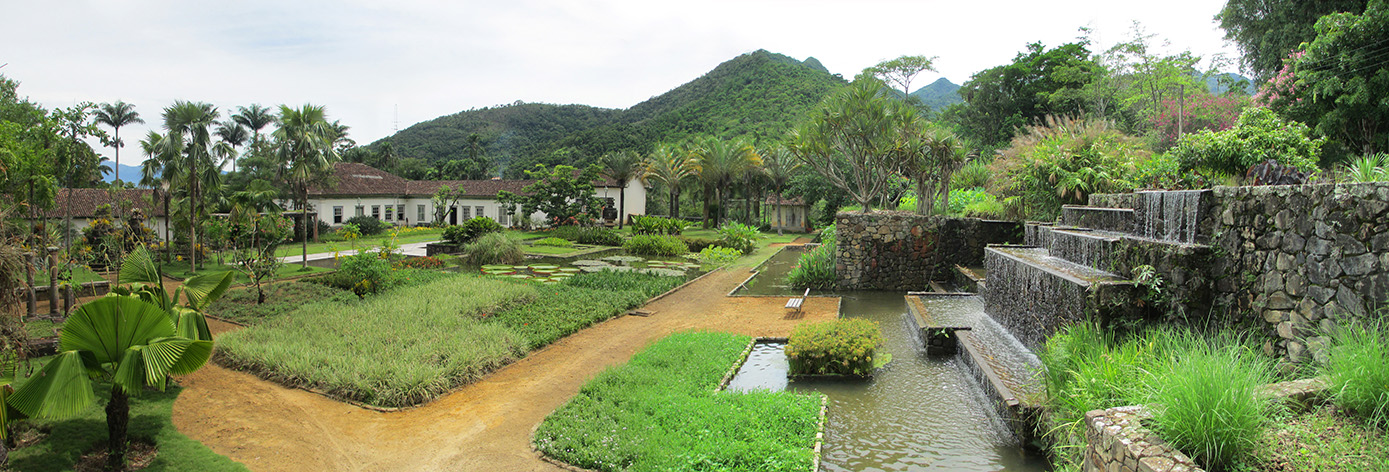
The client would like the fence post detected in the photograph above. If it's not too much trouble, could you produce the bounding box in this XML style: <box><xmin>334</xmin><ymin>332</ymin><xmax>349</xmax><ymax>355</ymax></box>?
<box><xmin>24</xmin><ymin>252</ymin><xmax>36</xmax><ymax>318</ymax></box>
<box><xmin>47</xmin><ymin>247</ymin><xmax>59</xmax><ymax>318</ymax></box>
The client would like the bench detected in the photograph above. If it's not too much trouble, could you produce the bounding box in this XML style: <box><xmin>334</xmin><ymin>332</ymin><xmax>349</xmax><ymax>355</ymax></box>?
<box><xmin>786</xmin><ymin>288</ymin><xmax>810</xmax><ymax>312</ymax></box>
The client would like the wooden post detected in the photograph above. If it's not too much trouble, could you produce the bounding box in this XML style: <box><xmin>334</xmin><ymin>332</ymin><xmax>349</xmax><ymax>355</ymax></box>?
<box><xmin>47</xmin><ymin>247</ymin><xmax>59</xmax><ymax>318</ymax></box>
<box><xmin>24</xmin><ymin>252</ymin><xmax>36</xmax><ymax>318</ymax></box>
<box><xmin>62</xmin><ymin>283</ymin><xmax>73</xmax><ymax>317</ymax></box>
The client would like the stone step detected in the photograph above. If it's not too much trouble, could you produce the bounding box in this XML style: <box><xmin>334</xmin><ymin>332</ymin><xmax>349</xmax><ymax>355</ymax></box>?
<box><xmin>1025</xmin><ymin>224</ymin><xmax>1123</xmax><ymax>270</ymax></box>
<box><xmin>1060</xmin><ymin>205</ymin><xmax>1134</xmax><ymax>233</ymax></box>
<box><xmin>984</xmin><ymin>245</ymin><xmax>1133</xmax><ymax>349</ymax></box>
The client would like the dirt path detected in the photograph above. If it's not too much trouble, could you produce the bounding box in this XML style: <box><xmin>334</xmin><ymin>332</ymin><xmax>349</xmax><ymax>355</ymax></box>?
<box><xmin>172</xmin><ymin>265</ymin><xmax>839</xmax><ymax>471</ymax></box>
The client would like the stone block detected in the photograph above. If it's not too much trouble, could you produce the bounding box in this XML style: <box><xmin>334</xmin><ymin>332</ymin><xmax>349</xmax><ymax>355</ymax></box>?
<box><xmin>1266</xmin><ymin>291</ymin><xmax>1295</xmax><ymax>310</ymax></box>
<box><xmin>1342</xmin><ymin>253</ymin><xmax>1378</xmax><ymax>277</ymax></box>
<box><xmin>1335</xmin><ymin>233</ymin><xmax>1369</xmax><ymax>256</ymax></box>
<box><xmin>1140</xmin><ymin>456</ymin><xmax>1175</xmax><ymax>472</ymax></box>
<box><xmin>1263</xmin><ymin>309</ymin><xmax>1287</xmax><ymax>323</ymax></box>
<box><xmin>1277</xmin><ymin>321</ymin><xmax>1294</xmax><ymax>339</ymax></box>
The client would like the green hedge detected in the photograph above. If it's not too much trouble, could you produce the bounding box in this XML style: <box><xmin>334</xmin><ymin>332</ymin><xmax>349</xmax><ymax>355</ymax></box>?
<box><xmin>623</xmin><ymin>234</ymin><xmax>688</xmax><ymax>257</ymax></box>
<box><xmin>785</xmin><ymin>318</ymin><xmax>884</xmax><ymax>377</ymax></box>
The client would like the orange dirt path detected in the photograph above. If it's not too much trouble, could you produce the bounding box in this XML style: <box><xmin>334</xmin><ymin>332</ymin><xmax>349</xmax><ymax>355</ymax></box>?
<box><xmin>172</xmin><ymin>266</ymin><xmax>839</xmax><ymax>472</ymax></box>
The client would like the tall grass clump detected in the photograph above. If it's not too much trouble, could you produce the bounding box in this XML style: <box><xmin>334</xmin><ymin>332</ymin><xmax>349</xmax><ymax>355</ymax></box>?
<box><xmin>622</xmin><ymin>234</ymin><xmax>688</xmax><ymax>257</ymax></box>
<box><xmin>787</xmin><ymin>225</ymin><xmax>836</xmax><ymax>289</ymax></box>
<box><xmin>1147</xmin><ymin>347</ymin><xmax>1273</xmax><ymax>471</ymax></box>
<box><xmin>534</xmin><ymin>332</ymin><xmax>823</xmax><ymax>472</ymax></box>
<box><xmin>1323</xmin><ymin>319</ymin><xmax>1389</xmax><ymax>426</ymax></box>
<box><xmin>460</xmin><ymin>231</ymin><xmax>525</xmax><ymax>266</ymax></box>
<box><xmin>217</xmin><ymin>274</ymin><xmax>539</xmax><ymax>407</ymax></box>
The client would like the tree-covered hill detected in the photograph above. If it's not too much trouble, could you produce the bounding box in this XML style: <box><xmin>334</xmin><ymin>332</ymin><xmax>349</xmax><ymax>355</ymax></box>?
<box><xmin>911</xmin><ymin>77</ymin><xmax>964</xmax><ymax>112</ymax></box>
<box><xmin>368</xmin><ymin>49</ymin><xmax>847</xmax><ymax>177</ymax></box>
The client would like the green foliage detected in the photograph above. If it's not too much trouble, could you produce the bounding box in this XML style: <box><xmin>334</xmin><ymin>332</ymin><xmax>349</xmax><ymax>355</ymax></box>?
<box><xmin>206</xmin><ymin>281</ymin><xmax>355</xmax><ymax>325</ymax></box>
<box><xmin>345</xmin><ymin>215</ymin><xmax>387</xmax><ymax>236</ymax></box>
<box><xmin>333</xmin><ymin>250</ymin><xmax>395</xmax><ymax>298</ymax></box>
<box><xmin>1323</xmin><ymin>319</ymin><xmax>1389</xmax><ymax>427</ymax></box>
<box><xmin>547</xmin><ymin>225</ymin><xmax>624</xmax><ymax>246</ymax></box>
<box><xmin>1247</xmin><ymin>405</ymin><xmax>1389</xmax><ymax>471</ymax></box>
<box><xmin>786</xmin><ymin>226</ymin><xmax>837</xmax><ymax>290</ymax></box>
<box><xmin>441</xmin><ymin>225</ymin><xmax>466</xmax><ymax>244</ymax></box>
<box><xmin>946</xmin><ymin>187</ymin><xmax>997</xmax><ymax>215</ymax></box>
<box><xmin>787</xmin><ymin>79</ymin><xmax>918</xmax><ymax>213</ymax></box>
<box><xmin>677</xmin><ymin>236</ymin><xmax>720</xmax><ymax>252</ymax></box>
<box><xmin>951</xmin><ymin>160</ymin><xmax>992</xmax><ymax>189</ymax></box>
<box><xmin>217</xmin><ymin>275</ymin><xmax>537</xmax><ymax>407</ymax></box>
<box><xmin>786</xmin><ymin>318</ymin><xmax>884</xmax><ymax>377</ymax></box>
<box><xmin>1170</xmin><ymin>107</ymin><xmax>1323</xmax><ymax>178</ymax></box>
<box><xmin>961</xmin><ymin>199</ymin><xmax>1006</xmax><ymax>219</ymax></box>
<box><xmin>623</xmin><ymin>234</ymin><xmax>689</xmax><ymax>257</ymax></box>
<box><xmin>533</xmin><ymin>237</ymin><xmax>573</xmax><ymax>248</ymax></box>
<box><xmin>990</xmin><ymin>116</ymin><xmax>1149</xmax><ymax>220</ymax></box>
<box><xmin>1217</xmin><ymin>0</ymin><xmax>1370</xmax><ymax>82</ymax></box>
<box><xmin>500</xmin><ymin>164</ymin><xmax>604</xmax><ymax>226</ymax></box>
<box><xmin>695</xmin><ymin>246</ymin><xmax>742</xmax><ymax>267</ymax></box>
<box><xmin>1148</xmin><ymin>349</ymin><xmax>1273</xmax><ymax>471</ymax></box>
<box><xmin>1340</xmin><ymin>153</ymin><xmax>1389</xmax><ymax>182</ymax></box>
<box><xmin>534</xmin><ymin>332</ymin><xmax>823</xmax><ymax>472</ymax></box>
<box><xmin>494</xmin><ymin>272</ymin><xmax>684</xmax><ymax>349</ymax></box>
<box><xmin>715</xmin><ymin>222</ymin><xmax>761</xmax><ymax>254</ymax></box>
<box><xmin>460</xmin><ymin>232</ymin><xmax>525</xmax><ymax>266</ymax></box>
<box><xmin>443</xmin><ymin>216</ymin><xmax>504</xmax><ymax>244</ymax></box>
<box><xmin>946</xmin><ymin>41</ymin><xmax>1101</xmax><ymax>146</ymax></box>
<box><xmin>630</xmin><ymin>215</ymin><xmax>687</xmax><ymax>235</ymax></box>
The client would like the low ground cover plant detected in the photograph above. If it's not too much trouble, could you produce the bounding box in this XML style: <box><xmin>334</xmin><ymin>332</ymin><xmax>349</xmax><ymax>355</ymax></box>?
<box><xmin>533</xmin><ymin>236</ymin><xmax>573</xmax><ymax>247</ymax></box>
<box><xmin>394</xmin><ymin>255</ymin><xmax>445</xmax><ymax>269</ymax></box>
<box><xmin>218</xmin><ymin>275</ymin><xmax>539</xmax><ymax>407</ymax></box>
<box><xmin>548</xmin><ymin>226</ymin><xmax>623</xmax><ymax>246</ymax></box>
<box><xmin>785</xmin><ymin>318</ymin><xmax>885</xmax><ymax>377</ymax></box>
<box><xmin>622</xmin><ymin>234</ymin><xmax>688</xmax><ymax>257</ymax></box>
<box><xmin>1247</xmin><ymin>404</ymin><xmax>1389</xmax><ymax>471</ymax></box>
<box><xmin>534</xmin><ymin>332</ymin><xmax>823</xmax><ymax>472</ymax></box>
<box><xmin>494</xmin><ymin>272</ymin><xmax>684</xmax><ymax>349</ymax></box>
<box><xmin>695</xmin><ymin>246</ymin><xmax>742</xmax><ymax>267</ymax></box>
<box><xmin>787</xmin><ymin>225</ymin><xmax>836</xmax><ymax>289</ymax></box>
<box><xmin>206</xmin><ymin>281</ymin><xmax>355</xmax><ymax>324</ymax></box>
<box><xmin>677</xmin><ymin>235</ymin><xmax>719</xmax><ymax>252</ymax></box>
<box><xmin>630</xmin><ymin>215</ymin><xmax>687</xmax><ymax>235</ymax></box>
<box><xmin>459</xmin><ymin>232</ymin><xmax>525</xmax><ymax>266</ymax></box>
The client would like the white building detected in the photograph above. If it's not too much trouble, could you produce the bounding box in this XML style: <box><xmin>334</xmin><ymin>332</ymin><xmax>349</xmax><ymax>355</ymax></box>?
<box><xmin>45</xmin><ymin>188</ymin><xmax>173</xmax><ymax>236</ymax></box>
<box><xmin>306</xmin><ymin>162</ymin><xmax>645</xmax><ymax>228</ymax></box>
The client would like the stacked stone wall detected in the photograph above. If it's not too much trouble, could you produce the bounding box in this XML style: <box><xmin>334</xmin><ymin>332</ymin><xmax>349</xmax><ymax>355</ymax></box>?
<box><xmin>834</xmin><ymin>212</ymin><xmax>1022</xmax><ymax>290</ymax></box>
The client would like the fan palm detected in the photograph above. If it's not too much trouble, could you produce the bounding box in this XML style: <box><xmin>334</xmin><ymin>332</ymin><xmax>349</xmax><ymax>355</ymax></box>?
<box><xmin>643</xmin><ymin>144</ymin><xmax>695</xmax><ymax>218</ymax></box>
<box><xmin>692</xmin><ymin>138</ymin><xmax>760</xmax><ymax>228</ymax></box>
<box><xmin>761</xmin><ymin>147</ymin><xmax>801</xmax><ymax>235</ymax></box>
<box><xmin>93</xmin><ymin>101</ymin><xmax>144</xmax><ymax>187</ymax></box>
<box><xmin>600</xmin><ymin>150</ymin><xmax>643</xmax><ymax>228</ymax></box>
<box><xmin>275</xmin><ymin>104</ymin><xmax>340</xmax><ymax>268</ymax></box>
<box><xmin>160</xmin><ymin>101</ymin><xmax>220</xmax><ymax>273</ymax></box>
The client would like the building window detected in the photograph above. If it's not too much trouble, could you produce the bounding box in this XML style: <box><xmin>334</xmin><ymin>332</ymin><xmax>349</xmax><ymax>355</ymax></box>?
<box><xmin>397</xmin><ymin>205</ymin><xmax>405</xmax><ymax>222</ymax></box>
<box><xmin>461</xmin><ymin>206</ymin><xmax>471</xmax><ymax>219</ymax></box>
<box><xmin>476</xmin><ymin>206</ymin><xmax>485</xmax><ymax>219</ymax></box>
<box><xmin>417</xmin><ymin>205</ymin><xmax>425</xmax><ymax>223</ymax></box>
<box><xmin>372</xmin><ymin>205</ymin><xmax>380</xmax><ymax>219</ymax></box>
<box><xmin>355</xmin><ymin>205</ymin><xmax>365</xmax><ymax>217</ymax></box>
<box><xmin>333</xmin><ymin>206</ymin><xmax>343</xmax><ymax>224</ymax></box>
<box><xmin>384</xmin><ymin>206</ymin><xmax>394</xmax><ymax>221</ymax></box>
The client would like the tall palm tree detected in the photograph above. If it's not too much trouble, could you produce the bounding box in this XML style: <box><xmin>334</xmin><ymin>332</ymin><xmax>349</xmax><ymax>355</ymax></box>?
<box><xmin>643</xmin><ymin>144</ymin><xmax>695</xmax><ymax>218</ymax></box>
<box><xmin>139</xmin><ymin>132</ymin><xmax>174</xmax><ymax>261</ymax></box>
<box><xmin>692</xmin><ymin>138</ymin><xmax>760</xmax><ymax>228</ymax></box>
<box><xmin>215</xmin><ymin>120</ymin><xmax>249</xmax><ymax>172</ymax></box>
<box><xmin>232</xmin><ymin>104</ymin><xmax>276</xmax><ymax>146</ymax></box>
<box><xmin>600</xmin><ymin>150</ymin><xmax>642</xmax><ymax>228</ymax></box>
<box><xmin>274</xmin><ymin>104</ymin><xmax>340</xmax><ymax>268</ymax></box>
<box><xmin>93</xmin><ymin>101</ymin><xmax>144</xmax><ymax>187</ymax></box>
<box><xmin>761</xmin><ymin>147</ymin><xmax>801</xmax><ymax>235</ymax></box>
<box><xmin>161</xmin><ymin>101</ymin><xmax>220</xmax><ymax>273</ymax></box>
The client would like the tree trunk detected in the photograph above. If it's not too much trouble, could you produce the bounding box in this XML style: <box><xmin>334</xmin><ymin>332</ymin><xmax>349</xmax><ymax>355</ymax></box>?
<box><xmin>189</xmin><ymin>156</ymin><xmax>197</xmax><ymax>274</ymax></box>
<box><xmin>300</xmin><ymin>185</ymin><xmax>309</xmax><ymax>269</ymax></box>
<box><xmin>775</xmin><ymin>191</ymin><xmax>784</xmax><ymax>236</ymax></box>
<box><xmin>617</xmin><ymin>182</ymin><xmax>626</xmax><ymax>229</ymax></box>
<box><xmin>701</xmin><ymin>184</ymin><xmax>712</xmax><ymax>229</ymax></box>
<box><xmin>163</xmin><ymin>192</ymin><xmax>171</xmax><ymax>263</ymax></box>
<box><xmin>105</xmin><ymin>386</ymin><xmax>129</xmax><ymax>472</ymax></box>
<box><xmin>915</xmin><ymin>180</ymin><xmax>929</xmax><ymax>215</ymax></box>
<box><xmin>668</xmin><ymin>187</ymin><xmax>679</xmax><ymax>219</ymax></box>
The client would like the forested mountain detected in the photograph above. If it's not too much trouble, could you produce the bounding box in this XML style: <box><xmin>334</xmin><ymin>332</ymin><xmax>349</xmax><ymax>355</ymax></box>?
<box><xmin>368</xmin><ymin>50</ymin><xmax>847</xmax><ymax>178</ymax></box>
<box><xmin>910</xmin><ymin>77</ymin><xmax>964</xmax><ymax>112</ymax></box>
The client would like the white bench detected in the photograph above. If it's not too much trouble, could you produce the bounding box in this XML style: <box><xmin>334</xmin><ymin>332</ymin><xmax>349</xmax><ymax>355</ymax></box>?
<box><xmin>786</xmin><ymin>288</ymin><xmax>810</xmax><ymax>312</ymax></box>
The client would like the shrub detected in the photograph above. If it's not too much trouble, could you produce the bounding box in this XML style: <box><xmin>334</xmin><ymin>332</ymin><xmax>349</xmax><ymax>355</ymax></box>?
<box><xmin>988</xmin><ymin>116</ymin><xmax>1149</xmax><ymax>221</ymax></box>
<box><xmin>335</xmin><ymin>250</ymin><xmax>395</xmax><ymax>297</ymax></box>
<box><xmin>462</xmin><ymin>216</ymin><xmax>503</xmax><ymax>240</ymax></box>
<box><xmin>630</xmin><ymin>215</ymin><xmax>687</xmax><ymax>235</ymax></box>
<box><xmin>678</xmin><ymin>236</ymin><xmax>719</xmax><ymax>252</ymax></box>
<box><xmin>951</xmin><ymin>160</ymin><xmax>991</xmax><ymax>189</ymax></box>
<box><xmin>534</xmin><ymin>332</ymin><xmax>823</xmax><ymax>472</ymax></box>
<box><xmin>623</xmin><ymin>234</ymin><xmax>688</xmax><ymax>257</ymax></box>
<box><xmin>715</xmin><ymin>221</ymin><xmax>761</xmax><ymax>254</ymax></box>
<box><xmin>1339</xmin><ymin>153</ymin><xmax>1389</xmax><ymax>183</ymax></box>
<box><xmin>345</xmin><ymin>215</ymin><xmax>388</xmax><ymax>236</ymax></box>
<box><xmin>533</xmin><ymin>237</ymin><xmax>573</xmax><ymax>247</ymax></box>
<box><xmin>394</xmin><ymin>256</ymin><xmax>444</xmax><ymax>270</ymax></box>
<box><xmin>785</xmin><ymin>319</ymin><xmax>884</xmax><ymax>377</ymax></box>
<box><xmin>1148</xmin><ymin>348</ymin><xmax>1273</xmax><ymax>471</ymax></box>
<box><xmin>962</xmin><ymin>199</ymin><xmax>1006</xmax><ymax>219</ymax></box>
<box><xmin>460</xmin><ymin>232</ymin><xmax>525</xmax><ymax>266</ymax></box>
<box><xmin>1323</xmin><ymin>319</ymin><xmax>1389</xmax><ymax>427</ymax></box>
<box><xmin>695</xmin><ymin>246</ymin><xmax>742</xmax><ymax>267</ymax></box>
<box><xmin>441</xmin><ymin>225</ymin><xmax>466</xmax><ymax>244</ymax></box>
<box><xmin>787</xmin><ymin>225</ymin><xmax>836</xmax><ymax>289</ymax></box>
<box><xmin>548</xmin><ymin>225</ymin><xmax>623</xmax><ymax>246</ymax></box>
<box><xmin>1169</xmin><ymin>107</ymin><xmax>1323</xmax><ymax>178</ymax></box>
<box><xmin>946</xmin><ymin>187</ymin><xmax>997</xmax><ymax>215</ymax></box>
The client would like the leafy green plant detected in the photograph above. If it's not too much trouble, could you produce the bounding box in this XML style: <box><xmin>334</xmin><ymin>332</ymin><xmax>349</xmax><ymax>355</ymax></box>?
<box><xmin>962</xmin><ymin>199</ymin><xmax>1005</xmax><ymax>219</ymax></box>
<box><xmin>492</xmin><ymin>272</ymin><xmax>684</xmax><ymax>349</ymax></box>
<box><xmin>787</xmin><ymin>225</ymin><xmax>836</xmax><ymax>289</ymax></box>
<box><xmin>695</xmin><ymin>246</ymin><xmax>742</xmax><ymax>267</ymax></box>
<box><xmin>345</xmin><ymin>215</ymin><xmax>388</xmax><ymax>236</ymax></box>
<box><xmin>533</xmin><ymin>237</ymin><xmax>573</xmax><ymax>248</ymax></box>
<box><xmin>715</xmin><ymin>221</ymin><xmax>761</xmax><ymax>254</ymax></box>
<box><xmin>946</xmin><ymin>187</ymin><xmax>997</xmax><ymax>215</ymax></box>
<box><xmin>1323</xmin><ymin>319</ymin><xmax>1389</xmax><ymax>427</ymax></box>
<box><xmin>335</xmin><ymin>250</ymin><xmax>395</xmax><ymax>298</ymax></box>
<box><xmin>988</xmin><ymin>116</ymin><xmax>1149</xmax><ymax>221</ymax></box>
<box><xmin>785</xmin><ymin>318</ymin><xmax>885</xmax><ymax>377</ymax></box>
<box><xmin>951</xmin><ymin>160</ymin><xmax>991</xmax><ymax>189</ymax></box>
<box><xmin>630</xmin><ymin>215</ymin><xmax>688</xmax><ymax>235</ymax></box>
<box><xmin>460</xmin><ymin>232</ymin><xmax>525</xmax><ymax>266</ymax></box>
<box><xmin>547</xmin><ymin>225</ymin><xmax>624</xmax><ymax>246</ymax></box>
<box><xmin>206</xmin><ymin>281</ymin><xmax>355</xmax><ymax>325</ymax></box>
<box><xmin>1148</xmin><ymin>348</ymin><xmax>1273</xmax><ymax>471</ymax></box>
<box><xmin>1169</xmin><ymin>107</ymin><xmax>1323</xmax><ymax>179</ymax></box>
<box><xmin>534</xmin><ymin>332</ymin><xmax>823</xmax><ymax>472</ymax></box>
<box><xmin>1340</xmin><ymin>153</ymin><xmax>1389</xmax><ymax>183</ymax></box>
<box><xmin>623</xmin><ymin>234</ymin><xmax>688</xmax><ymax>257</ymax></box>
<box><xmin>677</xmin><ymin>236</ymin><xmax>719</xmax><ymax>252</ymax></box>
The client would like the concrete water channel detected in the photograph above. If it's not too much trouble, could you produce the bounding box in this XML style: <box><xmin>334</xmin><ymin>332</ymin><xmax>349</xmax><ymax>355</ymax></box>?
<box><xmin>729</xmin><ymin>247</ymin><xmax>1050</xmax><ymax>471</ymax></box>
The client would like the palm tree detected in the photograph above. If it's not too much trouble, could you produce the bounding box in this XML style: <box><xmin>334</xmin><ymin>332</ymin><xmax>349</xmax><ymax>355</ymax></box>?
<box><xmin>274</xmin><ymin>104</ymin><xmax>340</xmax><ymax>268</ymax></box>
<box><xmin>600</xmin><ymin>150</ymin><xmax>643</xmax><ymax>228</ymax></box>
<box><xmin>692</xmin><ymin>138</ymin><xmax>760</xmax><ymax>228</ymax></box>
<box><xmin>161</xmin><ymin>101</ymin><xmax>220</xmax><ymax>273</ymax></box>
<box><xmin>761</xmin><ymin>147</ymin><xmax>801</xmax><ymax>235</ymax></box>
<box><xmin>232</xmin><ymin>104</ymin><xmax>276</xmax><ymax>146</ymax></box>
<box><xmin>643</xmin><ymin>144</ymin><xmax>695</xmax><ymax>218</ymax></box>
<box><xmin>215</xmin><ymin>120</ymin><xmax>249</xmax><ymax>172</ymax></box>
<box><xmin>139</xmin><ymin>132</ymin><xmax>177</xmax><ymax>262</ymax></box>
<box><xmin>93</xmin><ymin>101</ymin><xmax>144</xmax><ymax>187</ymax></box>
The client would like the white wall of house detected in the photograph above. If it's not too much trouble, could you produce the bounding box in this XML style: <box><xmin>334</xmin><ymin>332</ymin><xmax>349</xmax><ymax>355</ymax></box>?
<box><xmin>309</xmin><ymin>196</ymin><xmax>545</xmax><ymax>228</ymax></box>
<box><xmin>763</xmin><ymin>204</ymin><xmax>809</xmax><ymax>232</ymax></box>
<box><xmin>594</xmin><ymin>179</ymin><xmax>647</xmax><ymax>223</ymax></box>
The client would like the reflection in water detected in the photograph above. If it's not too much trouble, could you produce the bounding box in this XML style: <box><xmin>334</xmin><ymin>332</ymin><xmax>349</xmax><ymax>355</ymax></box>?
<box><xmin>726</xmin><ymin>292</ymin><xmax>1050</xmax><ymax>472</ymax></box>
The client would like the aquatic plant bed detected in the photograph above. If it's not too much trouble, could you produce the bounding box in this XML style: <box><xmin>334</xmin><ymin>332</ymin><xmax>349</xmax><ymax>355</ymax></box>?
<box><xmin>5</xmin><ymin>356</ymin><xmax>247</xmax><ymax>472</ymax></box>
<box><xmin>217</xmin><ymin>271</ymin><xmax>685</xmax><ymax>407</ymax></box>
<box><xmin>205</xmin><ymin>280</ymin><xmax>357</xmax><ymax>325</ymax></box>
<box><xmin>534</xmin><ymin>332</ymin><xmax>825</xmax><ymax>472</ymax></box>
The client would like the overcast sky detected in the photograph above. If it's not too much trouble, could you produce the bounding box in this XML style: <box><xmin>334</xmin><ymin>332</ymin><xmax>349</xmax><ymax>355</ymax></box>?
<box><xmin>3</xmin><ymin>0</ymin><xmax>1239</xmax><ymax>163</ymax></box>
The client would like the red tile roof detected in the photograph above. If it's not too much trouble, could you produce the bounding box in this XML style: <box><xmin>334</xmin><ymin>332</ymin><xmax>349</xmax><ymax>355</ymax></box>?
<box><xmin>310</xmin><ymin>163</ymin><xmax>627</xmax><ymax>198</ymax></box>
<box><xmin>43</xmin><ymin>188</ymin><xmax>167</xmax><ymax>218</ymax></box>
<box><xmin>764</xmin><ymin>195</ymin><xmax>807</xmax><ymax>206</ymax></box>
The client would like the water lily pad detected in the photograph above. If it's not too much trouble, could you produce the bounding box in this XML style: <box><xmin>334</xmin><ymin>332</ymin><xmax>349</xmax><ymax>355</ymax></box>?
<box><xmin>483</xmin><ymin>269</ymin><xmax>516</xmax><ymax>276</ymax></box>
<box><xmin>601</xmin><ymin>255</ymin><xmax>644</xmax><ymax>264</ymax></box>
<box><xmin>550</xmin><ymin>272</ymin><xmax>574</xmax><ymax>278</ymax></box>
<box><xmin>572</xmin><ymin>260</ymin><xmax>609</xmax><ymax>267</ymax></box>
<box><xmin>529</xmin><ymin>264</ymin><xmax>559</xmax><ymax>270</ymax></box>
<box><xmin>558</xmin><ymin>267</ymin><xmax>581</xmax><ymax>273</ymax></box>
<box><xmin>512</xmin><ymin>266</ymin><xmax>530</xmax><ymax>270</ymax></box>
<box><xmin>533</xmin><ymin>270</ymin><xmax>557</xmax><ymax>276</ymax></box>
<box><xmin>482</xmin><ymin>264</ymin><xmax>514</xmax><ymax>271</ymax></box>
<box><xmin>509</xmin><ymin>274</ymin><xmax>531</xmax><ymax>279</ymax></box>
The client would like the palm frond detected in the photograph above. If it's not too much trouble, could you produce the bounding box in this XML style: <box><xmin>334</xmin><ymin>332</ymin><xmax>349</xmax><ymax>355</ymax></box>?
<box><xmin>7</xmin><ymin>351</ymin><xmax>96</xmax><ymax>419</ymax></box>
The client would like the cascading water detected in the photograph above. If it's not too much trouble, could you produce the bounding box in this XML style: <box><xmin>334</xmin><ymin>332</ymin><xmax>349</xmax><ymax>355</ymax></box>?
<box><xmin>1140</xmin><ymin>190</ymin><xmax>1205</xmax><ymax>244</ymax></box>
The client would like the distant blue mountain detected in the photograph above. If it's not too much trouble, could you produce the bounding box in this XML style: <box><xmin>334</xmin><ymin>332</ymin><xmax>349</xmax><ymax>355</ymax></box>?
<box><xmin>1206</xmin><ymin>73</ymin><xmax>1256</xmax><ymax>95</ymax></box>
<box><xmin>910</xmin><ymin>78</ymin><xmax>964</xmax><ymax>112</ymax></box>
<box><xmin>101</xmin><ymin>162</ymin><xmax>147</xmax><ymax>185</ymax></box>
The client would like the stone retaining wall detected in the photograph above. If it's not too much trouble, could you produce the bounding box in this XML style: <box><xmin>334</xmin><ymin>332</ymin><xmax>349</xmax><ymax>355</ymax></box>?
<box><xmin>834</xmin><ymin>212</ymin><xmax>1022</xmax><ymax>290</ymax></box>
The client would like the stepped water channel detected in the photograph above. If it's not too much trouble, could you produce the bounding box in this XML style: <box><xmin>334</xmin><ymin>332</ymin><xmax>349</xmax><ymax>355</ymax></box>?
<box><xmin>727</xmin><ymin>190</ymin><xmax>1211</xmax><ymax>470</ymax></box>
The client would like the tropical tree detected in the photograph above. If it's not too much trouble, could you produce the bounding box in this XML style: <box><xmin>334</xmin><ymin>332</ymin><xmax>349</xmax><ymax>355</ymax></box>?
<box><xmin>600</xmin><ymin>150</ymin><xmax>643</xmax><ymax>228</ymax></box>
<box><xmin>232</xmin><ymin>104</ymin><xmax>276</xmax><ymax>147</ymax></box>
<box><xmin>643</xmin><ymin>144</ymin><xmax>695</xmax><ymax>218</ymax></box>
<box><xmin>1217</xmin><ymin>0</ymin><xmax>1370</xmax><ymax>82</ymax></box>
<box><xmin>215</xmin><ymin>120</ymin><xmax>249</xmax><ymax>172</ymax></box>
<box><xmin>160</xmin><ymin>101</ymin><xmax>221</xmax><ymax>273</ymax></box>
<box><xmin>8</xmin><ymin>247</ymin><xmax>226</xmax><ymax>471</ymax></box>
<box><xmin>692</xmin><ymin>138</ymin><xmax>760</xmax><ymax>227</ymax></box>
<box><xmin>274</xmin><ymin>104</ymin><xmax>341</xmax><ymax>268</ymax></box>
<box><xmin>788</xmin><ymin>80</ymin><xmax>914</xmax><ymax>213</ymax></box>
<box><xmin>138</xmin><ymin>131</ymin><xmax>175</xmax><ymax>261</ymax></box>
<box><xmin>760</xmin><ymin>147</ymin><xmax>801</xmax><ymax>235</ymax></box>
<box><xmin>865</xmin><ymin>55</ymin><xmax>939</xmax><ymax>102</ymax></box>
<box><xmin>93</xmin><ymin>101</ymin><xmax>144</xmax><ymax>187</ymax></box>
<box><xmin>904</xmin><ymin>126</ymin><xmax>965</xmax><ymax>215</ymax></box>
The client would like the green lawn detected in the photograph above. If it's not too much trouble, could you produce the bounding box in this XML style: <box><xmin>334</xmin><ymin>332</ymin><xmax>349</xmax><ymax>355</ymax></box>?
<box><xmin>160</xmin><ymin>259</ymin><xmax>328</xmax><ymax>283</ymax></box>
<box><xmin>1248</xmin><ymin>405</ymin><xmax>1389</xmax><ymax>471</ymax></box>
<box><xmin>523</xmin><ymin>245</ymin><xmax>580</xmax><ymax>255</ymax></box>
<box><xmin>31</xmin><ymin>265</ymin><xmax>107</xmax><ymax>286</ymax></box>
<box><xmin>6</xmin><ymin>357</ymin><xmax>246</xmax><ymax>472</ymax></box>
<box><xmin>272</xmin><ymin>228</ymin><xmax>444</xmax><ymax>257</ymax></box>
<box><xmin>534</xmin><ymin>332</ymin><xmax>824</xmax><ymax>472</ymax></box>
<box><xmin>205</xmin><ymin>280</ymin><xmax>357</xmax><ymax>325</ymax></box>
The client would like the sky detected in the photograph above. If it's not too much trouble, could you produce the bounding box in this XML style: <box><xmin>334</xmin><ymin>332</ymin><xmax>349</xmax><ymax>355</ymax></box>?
<box><xmin>2</xmin><ymin>0</ymin><xmax>1240</xmax><ymax>165</ymax></box>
